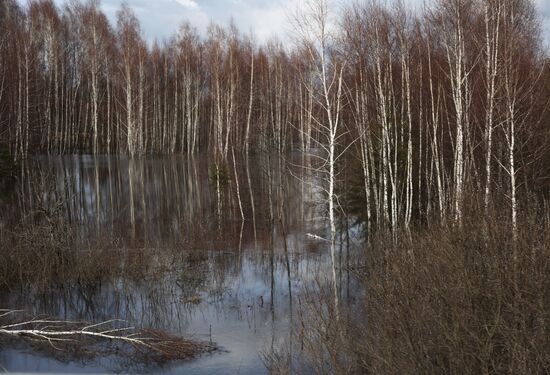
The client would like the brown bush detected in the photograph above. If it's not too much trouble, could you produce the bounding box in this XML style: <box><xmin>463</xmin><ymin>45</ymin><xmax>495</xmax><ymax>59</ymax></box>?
<box><xmin>296</xmin><ymin>202</ymin><xmax>550</xmax><ymax>375</ymax></box>
<box><xmin>0</xmin><ymin>215</ymin><xmax>162</xmax><ymax>292</ymax></box>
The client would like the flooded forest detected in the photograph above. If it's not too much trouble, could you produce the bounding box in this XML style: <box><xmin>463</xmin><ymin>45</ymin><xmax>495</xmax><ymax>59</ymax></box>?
<box><xmin>1</xmin><ymin>0</ymin><xmax>550</xmax><ymax>373</ymax></box>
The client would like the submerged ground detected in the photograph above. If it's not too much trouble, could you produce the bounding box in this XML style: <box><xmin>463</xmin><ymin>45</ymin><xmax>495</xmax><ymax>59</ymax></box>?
<box><xmin>0</xmin><ymin>154</ymin><xmax>360</xmax><ymax>374</ymax></box>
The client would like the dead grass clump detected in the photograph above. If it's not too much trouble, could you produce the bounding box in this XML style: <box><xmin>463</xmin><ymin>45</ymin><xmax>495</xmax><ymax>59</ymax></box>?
<box><xmin>139</xmin><ymin>328</ymin><xmax>216</xmax><ymax>362</ymax></box>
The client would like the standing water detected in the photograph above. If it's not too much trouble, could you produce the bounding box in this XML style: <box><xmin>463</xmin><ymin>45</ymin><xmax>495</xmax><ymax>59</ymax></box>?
<box><xmin>0</xmin><ymin>154</ymin><xmax>359</xmax><ymax>374</ymax></box>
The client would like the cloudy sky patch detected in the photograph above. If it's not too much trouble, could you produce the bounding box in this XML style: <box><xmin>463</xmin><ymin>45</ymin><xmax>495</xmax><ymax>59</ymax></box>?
<box><xmin>18</xmin><ymin>0</ymin><xmax>550</xmax><ymax>47</ymax></box>
<box><xmin>174</xmin><ymin>0</ymin><xmax>198</xmax><ymax>8</ymax></box>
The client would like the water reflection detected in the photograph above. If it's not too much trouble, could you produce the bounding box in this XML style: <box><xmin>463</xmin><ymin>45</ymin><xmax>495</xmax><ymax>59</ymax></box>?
<box><xmin>0</xmin><ymin>154</ymin><xmax>355</xmax><ymax>374</ymax></box>
<box><xmin>4</xmin><ymin>154</ymin><xmax>322</xmax><ymax>246</ymax></box>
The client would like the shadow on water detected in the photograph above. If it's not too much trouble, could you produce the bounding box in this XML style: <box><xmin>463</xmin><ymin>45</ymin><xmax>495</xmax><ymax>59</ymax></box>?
<box><xmin>0</xmin><ymin>153</ymin><xmax>361</xmax><ymax>374</ymax></box>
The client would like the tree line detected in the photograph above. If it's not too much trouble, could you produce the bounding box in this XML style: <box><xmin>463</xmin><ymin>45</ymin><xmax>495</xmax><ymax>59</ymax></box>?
<box><xmin>0</xmin><ymin>0</ymin><xmax>549</xmax><ymax>233</ymax></box>
<box><xmin>0</xmin><ymin>0</ymin><xmax>304</xmax><ymax>157</ymax></box>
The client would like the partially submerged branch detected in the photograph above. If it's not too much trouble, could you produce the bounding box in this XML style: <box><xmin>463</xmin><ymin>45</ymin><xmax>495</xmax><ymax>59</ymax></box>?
<box><xmin>0</xmin><ymin>309</ymin><xmax>215</xmax><ymax>364</ymax></box>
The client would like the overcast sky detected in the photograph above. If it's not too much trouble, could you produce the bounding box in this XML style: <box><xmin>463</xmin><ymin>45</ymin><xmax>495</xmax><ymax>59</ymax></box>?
<box><xmin>24</xmin><ymin>0</ymin><xmax>550</xmax><ymax>47</ymax></box>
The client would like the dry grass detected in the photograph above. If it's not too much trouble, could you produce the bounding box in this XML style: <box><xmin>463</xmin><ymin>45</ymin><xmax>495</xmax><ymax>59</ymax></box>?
<box><xmin>139</xmin><ymin>328</ymin><xmax>216</xmax><ymax>362</ymax></box>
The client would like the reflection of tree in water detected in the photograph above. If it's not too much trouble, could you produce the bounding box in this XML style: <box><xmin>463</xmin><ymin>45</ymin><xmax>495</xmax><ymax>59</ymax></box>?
<box><xmin>1</xmin><ymin>245</ymin><xmax>336</xmax><ymax>327</ymax></box>
<box><xmin>0</xmin><ymin>153</ymin><xmax>358</xmax><ymax>373</ymax></box>
<box><xmin>5</xmin><ymin>154</ymin><xmax>318</xmax><ymax>249</ymax></box>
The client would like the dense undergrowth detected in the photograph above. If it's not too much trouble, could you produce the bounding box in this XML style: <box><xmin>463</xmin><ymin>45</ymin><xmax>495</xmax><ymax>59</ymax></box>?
<box><xmin>279</xmin><ymin>201</ymin><xmax>550</xmax><ymax>375</ymax></box>
<box><xmin>0</xmin><ymin>215</ymin><xmax>194</xmax><ymax>292</ymax></box>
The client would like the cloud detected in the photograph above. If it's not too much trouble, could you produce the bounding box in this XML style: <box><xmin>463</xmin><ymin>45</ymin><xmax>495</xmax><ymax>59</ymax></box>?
<box><xmin>200</xmin><ymin>0</ymin><xmax>292</xmax><ymax>42</ymax></box>
<box><xmin>174</xmin><ymin>0</ymin><xmax>198</xmax><ymax>9</ymax></box>
<box><xmin>534</xmin><ymin>0</ymin><xmax>550</xmax><ymax>47</ymax></box>
<box><xmin>17</xmin><ymin>0</ymin><xmax>550</xmax><ymax>48</ymax></box>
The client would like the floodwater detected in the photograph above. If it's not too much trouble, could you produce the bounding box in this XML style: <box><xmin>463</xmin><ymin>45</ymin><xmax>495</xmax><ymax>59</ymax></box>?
<box><xmin>0</xmin><ymin>154</ymin><xmax>359</xmax><ymax>374</ymax></box>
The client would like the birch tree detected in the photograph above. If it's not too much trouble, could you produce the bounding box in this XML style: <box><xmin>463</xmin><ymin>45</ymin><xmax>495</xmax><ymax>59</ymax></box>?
<box><xmin>433</xmin><ymin>0</ymin><xmax>475</xmax><ymax>225</ymax></box>
<box><xmin>498</xmin><ymin>0</ymin><xmax>541</xmax><ymax>241</ymax></box>
<box><xmin>117</xmin><ymin>3</ymin><xmax>140</xmax><ymax>156</ymax></box>
<box><xmin>293</xmin><ymin>0</ymin><xmax>348</xmax><ymax>313</ymax></box>
<box><xmin>483</xmin><ymin>0</ymin><xmax>501</xmax><ymax>215</ymax></box>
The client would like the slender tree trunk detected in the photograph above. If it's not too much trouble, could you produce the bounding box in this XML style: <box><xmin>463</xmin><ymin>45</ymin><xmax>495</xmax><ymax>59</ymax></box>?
<box><xmin>245</xmin><ymin>48</ymin><xmax>254</xmax><ymax>156</ymax></box>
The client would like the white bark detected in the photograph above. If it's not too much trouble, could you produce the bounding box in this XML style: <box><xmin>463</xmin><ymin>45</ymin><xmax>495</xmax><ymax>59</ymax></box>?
<box><xmin>484</xmin><ymin>1</ymin><xmax>501</xmax><ymax>215</ymax></box>
<box><xmin>245</xmin><ymin>47</ymin><xmax>254</xmax><ymax>155</ymax></box>
<box><xmin>442</xmin><ymin>1</ymin><xmax>470</xmax><ymax>225</ymax></box>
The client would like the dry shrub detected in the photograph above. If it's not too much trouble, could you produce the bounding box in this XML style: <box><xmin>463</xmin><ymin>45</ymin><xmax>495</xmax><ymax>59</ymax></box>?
<box><xmin>297</xmin><ymin>289</ymin><xmax>357</xmax><ymax>375</ymax></box>
<box><xmin>0</xmin><ymin>218</ymin><xmax>76</xmax><ymax>291</ymax></box>
<box><xmin>363</xmin><ymin>206</ymin><xmax>550</xmax><ymax>374</ymax></box>
<box><xmin>297</xmin><ymin>202</ymin><xmax>550</xmax><ymax>375</ymax></box>
<box><xmin>0</xmin><ymin>216</ymin><xmax>161</xmax><ymax>291</ymax></box>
